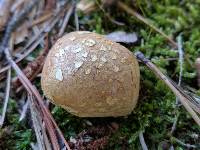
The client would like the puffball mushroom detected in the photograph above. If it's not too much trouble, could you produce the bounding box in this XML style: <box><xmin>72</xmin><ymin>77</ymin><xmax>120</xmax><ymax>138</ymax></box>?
<box><xmin>41</xmin><ymin>31</ymin><xmax>140</xmax><ymax>117</ymax></box>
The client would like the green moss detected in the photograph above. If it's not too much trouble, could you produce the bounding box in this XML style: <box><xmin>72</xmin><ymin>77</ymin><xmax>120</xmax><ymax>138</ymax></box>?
<box><xmin>3</xmin><ymin>0</ymin><xmax>200</xmax><ymax>149</ymax></box>
<box><xmin>1</xmin><ymin>99</ymin><xmax>34</xmax><ymax>149</ymax></box>
<box><xmin>89</xmin><ymin>0</ymin><xmax>200</xmax><ymax>149</ymax></box>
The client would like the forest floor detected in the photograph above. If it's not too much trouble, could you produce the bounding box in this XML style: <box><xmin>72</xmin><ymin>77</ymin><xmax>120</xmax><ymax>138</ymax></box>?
<box><xmin>0</xmin><ymin>0</ymin><xmax>200</xmax><ymax>149</ymax></box>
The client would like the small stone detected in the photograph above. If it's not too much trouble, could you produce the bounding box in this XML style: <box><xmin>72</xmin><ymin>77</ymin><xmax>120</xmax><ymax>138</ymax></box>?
<box><xmin>83</xmin><ymin>39</ymin><xmax>96</xmax><ymax>47</ymax></box>
<box><xmin>55</xmin><ymin>68</ymin><xmax>63</xmax><ymax>81</ymax></box>
<box><xmin>113</xmin><ymin>65</ymin><xmax>119</xmax><ymax>72</ymax></box>
<box><xmin>75</xmin><ymin>61</ymin><xmax>83</xmax><ymax>69</ymax></box>
<box><xmin>91</xmin><ymin>54</ymin><xmax>97</xmax><ymax>61</ymax></box>
<box><xmin>85</xmin><ymin>68</ymin><xmax>91</xmax><ymax>74</ymax></box>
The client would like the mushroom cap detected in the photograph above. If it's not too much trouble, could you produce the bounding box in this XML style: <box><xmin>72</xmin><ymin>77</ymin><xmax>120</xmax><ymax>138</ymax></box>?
<box><xmin>41</xmin><ymin>31</ymin><xmax>140</xmax><ymax>117</ymax></box>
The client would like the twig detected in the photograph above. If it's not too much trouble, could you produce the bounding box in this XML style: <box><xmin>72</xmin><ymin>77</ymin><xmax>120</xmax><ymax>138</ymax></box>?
<box><xmin>0</xmin><ymin>1</ymin><xmax>70</xmax><ymax>149</ymax></box>
<box><xmin>45</xmin><ymin>0</ymin><xmax>56</xmax><ymax>11</ymax></box>
<box><xmin>11</xmin><ymin>0</ymin><xmax>26</xmax><ymax>12</ymax></box>
<box><xmin>0</xmin><ymin>0</ymin><xmax>12</xmax><ymax>31</ymax></box>
<box><xmin>0</xmin><ymin>69</ymin><xmax>11</xmax><ymax>127</ymax></box>
<box><xmin>86</xmin><ymin>136</ymin><xmax>109</xmax><ymax>150</ymax></box>
<box><xmin>29</xmin><ymin>94</ymin><xmax>52</xmax><ymax>150</ymax></box>
<box><xmin>96</xmin><ymin>0</ymin><xmax>125</xmax><ymax>26</ymax></box>
<box><xmin>169</xmin><ymin>145</ymin><xmax>175</xmax><ymax>150</ymax></box>
<box><xmin>177</xmin><ymin>35</ymin><xmax>184</xmax><ymax>87</ymax></box>
<box><xmin>74</xmin><ymin>6</ymin><xmax>79</xmax><ymax>31</ymax></box>
<box><xmin>0</xmin><ymin>0</ymin><xmax>39</xmax><ymax>58</ymax></box>
<box><xmin>0</xmin><ymin>35</ymin><xmax>44</xmax><ymax>74</ymax></box>
<box><xmin>30</xmin><ymin>143</ymin><xmax>39</xmax><ymax>150</ymax></box>
<box><xmin>58</xmin><ymin>3</ymin><xmax>75</xmax><ymax>37</ymax></box>
<box><xmin>170</xmin><ymin>136</ymin><xmax>198</xmax><ymax>149</ymax></box>
<box><xmin>72</xmin><ymin>125</ymin><xmax>114</xmax><ymax>149</ymax></box>
<box><xmin>118</xmin><ymin>1</ymin><xmax>178</xmax><ymax>48</ymax></box>
<box><xmin>31</xmin><ymin>12</ymin><xmax>53</xmax><ymax>27</ymax></box>
<box><xmin>13</xmin><ymin>34</ymin><xmax>50</xmax><ymax>91</ymax></box>
<box><xmin>196</xmin><ymin>58</ymin><xmax>200</xmax><ymax>87</ymax></box>
<box><xmin>135</xmin><ymin>51</ymin><xmax>200</xmax><ymax>126</ymax></box>
<box><xmin>19</xmin><ymin>100</ymin><xmax>29</xmax><ymax>122</ymax></box>
<box><xmin>170</xmin><ymin>112</ymin><xmax>180</xmax><ymax>134</ymax></box>
<box><xmin>171</xmin><ymin>35</ymin><xmax>184</xmax><ymax>134</ymax></box>
<box><xmin>139</xmin><ymin>131</ymin><xmax>148</xmax><ymax>150</ymax></box>
<box><xmin>4</xmin><ymin>49</ymin><xmax>59</xmax><ymax>149</ymax></box>
<box><xmin>4</xmin><ymin>48</ymin><xmax>71</xmax><ymax>149</ymax></box>
<box><xmin>0</xmin><ymin>1</ymin><xmax>70</xmax><ymax>75</ymax></box>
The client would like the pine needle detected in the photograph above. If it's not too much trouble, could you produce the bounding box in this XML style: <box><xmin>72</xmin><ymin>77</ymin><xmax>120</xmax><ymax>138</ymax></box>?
<box><xmin>135</xmin><ymin>51</ymin><xmax>200</xmax><ymax>126</ymax></box>
<box><xmin>0</xmin><ymin>69</ymin><xmax>11</xmax><ymax>127</ymax></box>
<box><xmin>118</xmin><ymin>1</ymin><xmax>178</xmax><ymax>48</ymax></box>
<box><xmin>29</xmin><ymin>94</ymin><xmax>52</xmax><ymax>150</ymax></box>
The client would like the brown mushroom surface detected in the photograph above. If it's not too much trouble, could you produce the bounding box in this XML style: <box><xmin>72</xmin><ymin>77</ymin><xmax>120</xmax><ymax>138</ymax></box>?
<box><xmin>41</xmin><ymin>31</ymin><xmax>140</xmax><ymax>117</ymax></box>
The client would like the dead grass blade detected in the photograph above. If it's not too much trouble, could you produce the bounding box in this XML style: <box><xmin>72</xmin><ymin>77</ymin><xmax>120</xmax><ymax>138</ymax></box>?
<box><xmin>139</xmin><ymin>131</ymin><xmax>148</xmax><ymax>150</ymax></box>
<box><xmin>135</xmin><ymin>51</ymin><xmax>200</xmax><ymax>126</ymax></box>
<box><xmin>28</xmin><ymin>94</ymin><xmax>52</xmax><ymax>150</ymax></box>
<box><xmin>0</xmin><ymin>1</ymin><xmax>70</xmax><ymax>75</ymax></box>
<box><xmin>4</xmin><ymin>48</ymin><xmax>71</xmax><ymax>149</ymax></box>
<box><xmin>0</xmin><ymin>1</ymin><xmax>73</xmax><ymax>149</ymax></box>
<box><xmin>19</xmin><ymin>100</ymin><xmax>29</xmax><ymax>121</ymax></box>
<box><xmin>118</xmin><ymin>1</ymin><xmax>178</xmax><ymax>48</ymax></box>
<box><xmin>0</xmin><ymin>0</ymin><xmax>12</xmax><ymax>31</ymax></box>
<box><xmin>0</xmin><ymin>0</ymin><xmax>40</xmax><ymax>57</ymax></box>
<box><xmin>0</xmin><ymin>69</ymin><xmax>11</xmax><ymax>127</ymax></box>
<box><xmin>58</xmin><ymin>3</ymin><xmax>75</xmax><ymax>37</ymax></box>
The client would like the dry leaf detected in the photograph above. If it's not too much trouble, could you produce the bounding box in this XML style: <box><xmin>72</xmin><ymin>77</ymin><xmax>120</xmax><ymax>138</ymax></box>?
<box><xmin>77</xmin><ymin>0</ymin><xmax>96</xmax><ymax>14</ymax></box>
<box><xmin>106</xmin><ymin>31</ymin><xmax>138</xmax><ymax>44</ymax></box>
<box><xmin>13</xmin><ymin>22</ymin><xmax>29</xmax><ymax>44</ymax></box>
<box><xmin>0</xmin><ymin>0</ymin><xmax>13</xmax><ymax>31</ymax></box>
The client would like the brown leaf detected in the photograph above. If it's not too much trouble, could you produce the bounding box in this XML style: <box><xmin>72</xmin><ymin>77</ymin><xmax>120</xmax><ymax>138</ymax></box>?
<box><xmin>77</xmin><ymin>0</ymin><xmax>96</xmax><ymax>14</ymax></box>
<box><xmin>13</xmin><ymin>22</ymin><xmax>29</xmax><ymax>44</ymax></box>
<box><xmin>45</xmin><ymin>0</ymin><xmax>56</xmax><ymax>11</ymax></box>
<box><xmin>0</xmin><ymin>0</ymin><xmax>12</xmax><ymax>31</ymax></box>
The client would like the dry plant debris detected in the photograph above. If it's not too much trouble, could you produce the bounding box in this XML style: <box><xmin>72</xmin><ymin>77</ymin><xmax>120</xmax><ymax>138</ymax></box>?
<box><xmin>0</xmin><ymin>0</ymin><xmax>200</xmax><ymax>149</ymax></box>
